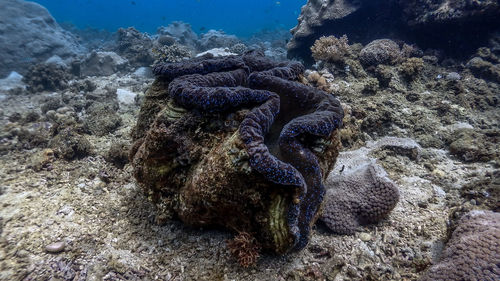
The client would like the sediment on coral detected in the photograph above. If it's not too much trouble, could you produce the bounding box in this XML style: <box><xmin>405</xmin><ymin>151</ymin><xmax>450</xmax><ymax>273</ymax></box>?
<box><xmin>131</xmin><ymin>50</ymin><xmax>344</xmax><ymax>256</ymax></box>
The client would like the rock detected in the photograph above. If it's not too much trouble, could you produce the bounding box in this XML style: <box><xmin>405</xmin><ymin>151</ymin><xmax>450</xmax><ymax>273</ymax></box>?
<box><xmin>23</xmin><ymin>63</ymin><xmax>72</xmax><ymax>93</ymax></box>
<box><xmin>287</xmin><ymin>0</ymin><xmax>500</xmax><ymax>64</ymax></box>
<box><xmin>157</xmin><ymin>21</ymin><xmax>199</xmax><ymax>49</ymax></box>
<box><xmin>30</xmin><ymin>148</ymin><xmax>55</xmax><ymax>171</ymax></box>
<box><xmin>196</xmin><ymin>48</ymin><xmax>237</xmax><ymax>58</ymax></box>
<box><xmin>84</xmin><ymin>103</ymin><xmax>122</xmax><ymax>136</ymax></box>
<box><xmin>44</xmin><ymin>55</ymin><xmax>68</xmax><ymax>68</ymax></box>
<box><xmin>105</xmin><ymin>141</ymin><xmax>130</xmax><ymax>169</ymax></box>
<box><xmin>446</xmin><ymin>72</ymin><xmax>461</xmax><ymax>81</ymax></box>
<box><xmin>132</xmin><ymin>67</ymin><xmax>153</xmax><ymax>78</ymax></box>
<box><xmin>0</xmin><ymin>72</ymin><xmax>25</xmax><ymax>92</ymax></box>
<box><xmin>466</xmin><ymin>57</ymin><xmax>500</xmax><ymax>82</ymax></box>
<box><xmin>116</xmin><ymin>27</ymin><xmax>154</xmax><ymax>67</ymax></box>
<box><xmin>199</xmin><ymin>30</ymin><xmax>240</xmax><ymax>51</ymax></box>
<box><xmin>0</xmin><ymin>0</ymin><xmax>84</xmax><ymax>77</ymax></box>
<box><xmin>359</xmin><ymin>233</ymin><xmax>372</xmax><ymax>242</ymax></box>
<box><xmin>80</xmin><ymin>51</ymin><xmax>128</xmax><ymax>77</ymax></box>
<box><xmin>45</xmin><ymin>241</ymin><xmax>66</xmax><ymax>253</ymax></box>
<box><xmin>116</xmin><ymin>88</ymin><xmax>137</xmax><ymax>105</ymax></box>
<box><xmin>49</xmin><ymin>127</ymin><xmax>92</xmax><ymax>160</ymax></box>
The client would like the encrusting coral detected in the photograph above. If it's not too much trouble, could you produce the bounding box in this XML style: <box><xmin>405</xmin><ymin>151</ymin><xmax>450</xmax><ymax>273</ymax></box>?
<box><xmin>320</xmin><ymin>162</ymin><xmax>400</xmax><ymax>235</ymax></box>
<box><xmin>419</xmin><ymin>210</ymin><xmax>500</xmax><ymax>281</ymax></box>
<box><xmin>130</xmin><ymin>51</ymin><xmax>344</xmax><ymax>263</ymax></box>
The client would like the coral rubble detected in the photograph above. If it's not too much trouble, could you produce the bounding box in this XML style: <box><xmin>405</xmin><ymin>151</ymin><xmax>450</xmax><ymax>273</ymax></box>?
<box><xmin>130</xmin><ymin>51</ymin><xmax>344</xmax><ymax>258</ymax></box>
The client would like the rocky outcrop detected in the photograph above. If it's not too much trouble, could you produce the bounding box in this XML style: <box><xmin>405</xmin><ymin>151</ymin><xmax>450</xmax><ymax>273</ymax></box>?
<box><xmin>288</xmin><ymin>0</ymin><xmax>500</xmax><ymax>64</ymax></box>
<box><xmin>0</xmin><ymin>0</ymin><xmax>84</xmax><ymax>78</ymax></box>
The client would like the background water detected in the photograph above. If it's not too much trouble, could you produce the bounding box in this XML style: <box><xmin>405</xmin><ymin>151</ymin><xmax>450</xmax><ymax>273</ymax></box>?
<box><xmin>32</xmin><ymin>0</ymin><xmax>306</xmax><ymax>37</ymax></box>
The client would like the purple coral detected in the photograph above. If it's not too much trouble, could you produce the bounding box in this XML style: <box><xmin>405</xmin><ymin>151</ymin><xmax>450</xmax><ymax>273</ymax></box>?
<box><xmin>320</xmin><ymin>162</ymin><xmax>399</xmax><ymax>235</ymax></box>
<box><xmin>152</xmin><ymin>50</ymin><xmax>344</xmax><ymax>250</ymax></box>
<box><xmin>419</xmin><ymin>210</ymin><xmax>500</xmax><ymax>281</ymax></box>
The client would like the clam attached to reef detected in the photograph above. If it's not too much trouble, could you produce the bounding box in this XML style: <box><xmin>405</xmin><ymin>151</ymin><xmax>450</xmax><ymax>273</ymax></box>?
<box><xmin>130</xmin><ymin>51</ymin><xmax>344</xmax><ymax>260</ymax></box>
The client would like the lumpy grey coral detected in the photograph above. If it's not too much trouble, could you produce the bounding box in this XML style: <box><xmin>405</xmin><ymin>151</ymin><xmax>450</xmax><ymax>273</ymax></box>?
<box><xmin>419</xmin><ymin>210</ymin><xmax>500</xmax><ymax>281</ymax></box>
<box><xmin>131</xmin><ymin>51</ymin><xmax>344</xmax><ymax>258</ymax></box>
<box><xmin>359</xmin><ymin>39</ymin><xmax>401</xmax><ymax>66</ymax></box>
<box><xmin>320</xmin><ymin>162</ymin><xmax>400</xmax><ymax>234</ymax></box>
<box><xmin>23</xmin><ymin>63</ymin><xmax>72</xmax><ymax>93</ymax></box>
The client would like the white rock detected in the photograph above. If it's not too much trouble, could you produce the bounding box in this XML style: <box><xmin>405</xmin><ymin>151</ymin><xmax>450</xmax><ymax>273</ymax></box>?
<box><xmin>196</xmin><ymin>48</ymin><xmax>237</xmax><ymax>57</ymax></box>
<box><xmin>116</xmin><ymin>88</ymin><xmax>137</xmax><ymax>105</ymax></box>
<box><xmin>45</xmin><ymin>55</ymin><xmax>67</xmax><ymax>67</ymax></box>
<box><xmin>133</xmin><ymin>67</ymin><xmax>153</xmax><ymax>78</ymax></box>
<box><xmin>0</xmin><ymin>71</ymin><xmax>25</xmax><ymax>92</ymax></box>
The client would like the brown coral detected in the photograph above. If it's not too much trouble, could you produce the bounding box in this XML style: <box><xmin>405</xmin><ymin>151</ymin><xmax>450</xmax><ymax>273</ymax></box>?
<box><xmin>311</xmin><ymin>35</ymin><xmax>351</xmax><ymax>63</ymax></box>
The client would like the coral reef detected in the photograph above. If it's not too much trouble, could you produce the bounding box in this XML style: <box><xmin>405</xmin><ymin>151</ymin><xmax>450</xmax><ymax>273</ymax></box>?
<box><xmin>466</xmin><ymin>56</ymin><xmax>500</xmax><ymax>83</ymax></box>
<box><xmin>84</xmin><ymin>103</ymin><xmax>122</xmax><ymax>137</ymax></box>
<box><xmin>80</xmin><ymin>51</ymin><xmax>128</xmax><ymax>77</ymax></box>
<box><xmin>287</xmin><ymin>0</ymin><xmax>500</xmax><ymax>64</ymax></box>
<box><xmin>151</xmin><ymin>44</ymin><xmax>193</xmax><ymax>64</ymax></box>
<box><xmin>310</xmin><ymin>35</ymin><xmax>351</xmax><ymax>63</ymax></box>
<box><xmin>419</xmin><ymin>210</ymin><xmax>500</xmax><ymax>281</ymax></box>
<box><xmin>320</xmin><ymin>162</ymin><xmax>400</xmax><ymax>235</ymax></box>
<box><xmin>23</xmin><ymin>63</ymin><xmax>72</xmax><ymax>93</ymax></box>
<box><xmin>131</xmin><ymin>51</ymin><xmax>344</xmax><ymax>255</ymax></box>
<box><xmin>49</xmin><ymin>127</ymin><xmax>92</xmax><ymax>160</ymax></box>
<box><xmin>399</xmin><ymin>57</ymin><xmax>424</xmax><ymax>79</ymax></box>
<box><xmin>359</xmin><ymin>39</ymin><xmax>401</xmax><ymax>66</ymax></box>
<box><xmin>116</xmin><ymin>27</ymin><xmax>154</xmax><ymax>67</ymax></box>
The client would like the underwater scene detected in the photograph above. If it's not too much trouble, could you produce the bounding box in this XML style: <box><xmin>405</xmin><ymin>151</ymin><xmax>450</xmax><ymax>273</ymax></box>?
<box><xmin>0</xmin><ymin>0</ymin><xmax>499</xmax><ymax>280</ymax></box>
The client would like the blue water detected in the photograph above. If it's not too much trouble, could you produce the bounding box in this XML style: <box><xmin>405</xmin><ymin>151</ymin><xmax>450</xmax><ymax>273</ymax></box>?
<box><xmin>32</xmin><ymin>0</ymin><xmax>305</xmax><ymax>38</ymax></box>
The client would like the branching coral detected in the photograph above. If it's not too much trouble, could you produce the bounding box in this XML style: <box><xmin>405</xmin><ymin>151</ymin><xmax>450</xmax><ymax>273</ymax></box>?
<box><xmin>131</xmin><ymin>51</ymin><xmax>344</xmax><ymax>256</ymax></box>
<box><xmin>310</xmin><ymin>35</ymin><xmax>351</xmax><ymax>63</ymax></box>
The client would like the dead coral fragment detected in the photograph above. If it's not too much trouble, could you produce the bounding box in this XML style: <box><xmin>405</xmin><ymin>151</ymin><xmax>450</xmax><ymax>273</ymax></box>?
<box><xmin>227</xmin><ymin>232</ymin><xmax>261</xmax><ymax>268</ymax></box>
<box><xmin>311</xmin><ymin>35</ymin><xmax>351</xmax><ymax>63</ymax></box>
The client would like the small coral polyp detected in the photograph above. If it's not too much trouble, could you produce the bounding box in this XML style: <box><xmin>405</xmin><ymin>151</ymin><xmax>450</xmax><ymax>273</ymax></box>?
<box><xmin>130</xmin><ymin>51</ymin><xmax>343</xmax><ymax>258</ymax></box>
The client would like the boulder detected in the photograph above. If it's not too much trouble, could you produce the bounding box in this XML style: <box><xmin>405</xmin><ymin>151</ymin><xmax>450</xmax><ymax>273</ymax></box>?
<box><xmin>80</xmin><ymin>51</ymin><xmax>128</xmax><ymax>77</ymax></box>
<box><xmin>0</xmin><ymin>0</ymin><xmax>84</xmax><ymax>77</ymax></box>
